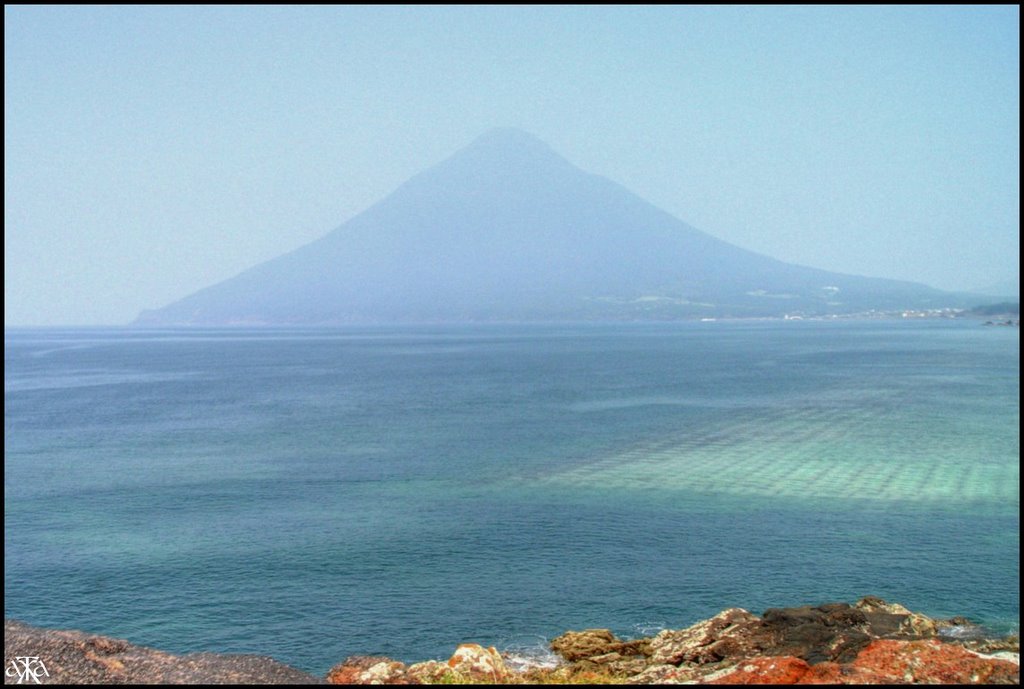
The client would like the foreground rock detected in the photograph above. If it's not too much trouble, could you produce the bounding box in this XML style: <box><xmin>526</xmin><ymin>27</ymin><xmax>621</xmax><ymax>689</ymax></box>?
<box><xmin>637</xmin><ymin>597</ymin><xmax>960</xmax><ymax>669</ymax></box>
<box><xmin>3</xmin><ymin>620</ymin><xmax>322</xmax><ymax>684</ymax></box>
<box><xmin>325</xmin><ymin>597</ymin><xmax>1017</xmax><ymax>685</ymax></box>
<box><xmin>6</xmin><ymin>598</ymin><xmax>1018</xmax><ymax>684</ymax></box>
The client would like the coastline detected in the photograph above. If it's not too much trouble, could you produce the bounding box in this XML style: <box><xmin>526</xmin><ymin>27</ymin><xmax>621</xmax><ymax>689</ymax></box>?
<box><xmin>6</xmin><ymin>597</ymin><xmax>1018</xmax><ymax>685</ymax></box>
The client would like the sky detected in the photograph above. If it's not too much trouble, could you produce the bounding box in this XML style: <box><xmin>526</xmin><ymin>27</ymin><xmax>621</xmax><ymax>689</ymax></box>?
<box><xmin>4</xmin><ymin>5</ymin><xmax>1019</xmax><ymax>326</ymax></box>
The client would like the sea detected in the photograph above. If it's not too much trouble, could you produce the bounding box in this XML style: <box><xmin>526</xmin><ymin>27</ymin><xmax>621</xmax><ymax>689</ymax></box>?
<box><xmin>3</xmin><ymin>320</ymin><xmax>1019</xmax><ymax>675</ymax></box>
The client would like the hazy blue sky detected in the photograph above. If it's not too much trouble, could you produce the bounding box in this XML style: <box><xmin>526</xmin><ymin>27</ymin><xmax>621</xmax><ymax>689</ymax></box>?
<box><xmin>5</xmin><ymin>5</ymin><xmax>1019</xmax><ymax>325</ymax></box>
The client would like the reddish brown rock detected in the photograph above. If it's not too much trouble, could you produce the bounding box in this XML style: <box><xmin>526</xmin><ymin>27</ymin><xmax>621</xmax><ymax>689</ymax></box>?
<box><xmin>849</xmin><ymin>639</ymin><xmax>1019</xmax><ymax>685</ymax></box>
<box><xmin>706</xmin><ymin>656</ymin><xmax>813</xmax><ymax>684</ymax></box>
<box><xmin>700</xmin><ymin>640</ymin><xmax>1020</xmax><ymax>685</ymax></box>
<box><xmin>671</xmin><ymin>638</ymin><xmax>1015</xmax><ymax>683</ymax></box>
<box><xmin>325</xmin><ymin>656</ymin><xmax>410</xmax><ymax>685</ymax></box>
<box><xmin>797</xmin><ymin>660</ymin><xmax>900</xmax><ymax>684</ymax></box>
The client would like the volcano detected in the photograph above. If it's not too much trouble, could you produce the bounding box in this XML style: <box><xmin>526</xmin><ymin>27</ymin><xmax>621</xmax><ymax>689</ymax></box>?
<box><xmin>136</xmin><ymin>128</ymin><xmax>968</xmax><ymax>324</ymax></box>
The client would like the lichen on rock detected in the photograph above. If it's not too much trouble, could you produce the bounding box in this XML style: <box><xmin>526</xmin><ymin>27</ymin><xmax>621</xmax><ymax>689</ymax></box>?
<box><xmin>446</xmin><ymin>643</ymin><xmax>510</xmax><ymax>683</ymax></box>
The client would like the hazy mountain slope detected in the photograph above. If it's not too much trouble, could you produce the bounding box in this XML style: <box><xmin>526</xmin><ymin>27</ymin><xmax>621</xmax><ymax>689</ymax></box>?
<box><xmin>136</xmin><ymin>128</ymin><xmax>970</xmax><ymax>324</ymax></box>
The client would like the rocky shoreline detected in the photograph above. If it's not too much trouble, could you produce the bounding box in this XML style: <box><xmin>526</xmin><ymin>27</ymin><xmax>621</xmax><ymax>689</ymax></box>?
<box><xmin>5</xmin><ymin>598</ymin><xmax>1019</xmax><ymax>684</ymax></box>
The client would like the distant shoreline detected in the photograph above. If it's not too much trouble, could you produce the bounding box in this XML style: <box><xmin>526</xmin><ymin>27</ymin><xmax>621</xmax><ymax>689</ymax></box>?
<box><xmin>5</xmin><ymin>309</ymin><xmax>1021</xmax><ymax>330</ymax></box>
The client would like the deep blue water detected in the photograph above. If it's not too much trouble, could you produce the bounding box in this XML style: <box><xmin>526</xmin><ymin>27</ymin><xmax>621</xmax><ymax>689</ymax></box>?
<box><xmin>4</xmin><ymin>321</ymin><xmax>1019</xmax><ymax>674</ymax></box>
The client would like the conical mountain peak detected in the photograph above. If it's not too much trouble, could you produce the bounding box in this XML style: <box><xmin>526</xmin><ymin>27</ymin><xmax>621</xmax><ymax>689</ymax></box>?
<box><xmin>136</xmin><ymin>130</ymin><xmax>964</xmax><ymax>325</ymax></box>
<box><xmin>442</xmin><ymin>127</ymin><xmax>574</xmax><ymax>175</ymax></box>
<box><xmin>465</xmin><ymin>127</ymin><xmax>555</xmax><ymax>153</ymax></box>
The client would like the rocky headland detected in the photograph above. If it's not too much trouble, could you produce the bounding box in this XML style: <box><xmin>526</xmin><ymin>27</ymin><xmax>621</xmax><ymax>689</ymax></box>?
<box><xmin>5</xmin><ymin>598</ymin><xmax>1018</xmax><ymax>684</ymax></box>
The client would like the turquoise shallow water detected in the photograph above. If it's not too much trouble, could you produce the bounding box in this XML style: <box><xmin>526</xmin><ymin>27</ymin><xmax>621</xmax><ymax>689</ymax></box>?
<box><xmin>3</xmin><ymin>321</ymin><xmax>1019</xmax><ymax>674</ymax></box>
